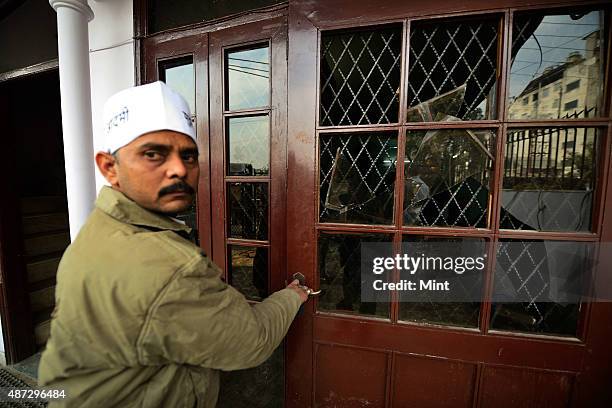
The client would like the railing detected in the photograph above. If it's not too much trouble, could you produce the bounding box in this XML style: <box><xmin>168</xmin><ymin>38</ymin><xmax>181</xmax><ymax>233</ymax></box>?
<box><xmin>504</xmin><ymin>120</ymin><xmax>596</xmax><ymax>189</ymax></box>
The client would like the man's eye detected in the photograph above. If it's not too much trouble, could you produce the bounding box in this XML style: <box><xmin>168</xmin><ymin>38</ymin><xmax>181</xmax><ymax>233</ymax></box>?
<box><xmin>144</xmin><ymin>151</ymin><xmax>163</xmax><ymax>160</ymax></box>
<box><xmin>182</xmin><ymin>153</ymin><xmax>198</xmax><ymax>164</ymax></box>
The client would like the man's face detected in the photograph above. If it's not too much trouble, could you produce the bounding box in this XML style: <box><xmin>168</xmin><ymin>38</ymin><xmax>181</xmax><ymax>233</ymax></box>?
<box><xmin>96</xmin><ymin>130</ymin><xmax>199</xmax><ymax>216</ymax></box>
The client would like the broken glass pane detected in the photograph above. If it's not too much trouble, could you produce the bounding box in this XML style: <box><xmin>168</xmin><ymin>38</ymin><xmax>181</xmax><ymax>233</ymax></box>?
<box><xmin>491</xmin><ymin>239</ymin><xmax>590</xmax><ymax>336</ymax></box>
<box><xmin>508</xmin><ymin>9</ymin><xmax>606</xmax><ymax>120</ymax></box>
<box><xmin>318</xmin><ymin>233</ymin><xmax>391</xmax><ymax>318</ymax></box>
<box><xmin>501</xmin><ymin>127</ymin><xmax>599</xmax><ymax>231</ymax></box>
<box><xmin>403</xmin><ymin>129</ymin><xmax>495</xmax><ymax>227</ymax></box>
<box><xmin>320</xmin><ymin>25</ymin><xmax>402</xmax><ymax>126</ymax></box>
<box><xmin>407</xmin><ymin>17</ymin><xmax>499</xmax><ymax>121</ymax></box>
<box><xmin>319</xmin><ymin>133</ymin><xmax>397</xmax><ymax>224</ymax></box>
<box><xmin>398</xmin><ymin>236</ymin><xmax>485</xmax><ymax>328</ymax></box>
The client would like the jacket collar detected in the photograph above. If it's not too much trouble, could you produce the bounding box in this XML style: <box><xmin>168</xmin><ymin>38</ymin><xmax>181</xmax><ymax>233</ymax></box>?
<box><xmin>95</xmin><ymin>186</ymin><xmax>192</xmax><ymax>234</ymax></box>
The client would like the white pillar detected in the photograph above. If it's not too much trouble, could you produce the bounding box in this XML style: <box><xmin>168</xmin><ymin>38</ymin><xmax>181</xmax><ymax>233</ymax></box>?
<box><xmin>49</xmin><ymin>0</ymin><xmax>96</xmax><ymax>240</ymax></box>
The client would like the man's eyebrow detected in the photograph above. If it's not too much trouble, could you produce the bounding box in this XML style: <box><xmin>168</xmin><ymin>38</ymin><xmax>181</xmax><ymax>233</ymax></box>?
<box><xmin>137</xmin><ymin>142</ymin><xmax>171</xmax><ymax>152</ymax></box>
<box><xmin>180</xmin><ymin>146</ymin><xmax>199</xmax><ymax>155</ymax></box>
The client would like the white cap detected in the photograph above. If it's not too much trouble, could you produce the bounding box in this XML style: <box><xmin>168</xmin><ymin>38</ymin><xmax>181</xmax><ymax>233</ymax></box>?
<box><xmin>102</xmin><ymin>81</ymin><xmax>196</xmax><ymax>154</ymax></box>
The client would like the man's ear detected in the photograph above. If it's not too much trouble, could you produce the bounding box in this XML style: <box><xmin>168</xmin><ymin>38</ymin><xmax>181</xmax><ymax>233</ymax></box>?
<box><xmin>95</xmin><ymin>151</ymin><xmax>120</xmax><ymax>187</ymax></box>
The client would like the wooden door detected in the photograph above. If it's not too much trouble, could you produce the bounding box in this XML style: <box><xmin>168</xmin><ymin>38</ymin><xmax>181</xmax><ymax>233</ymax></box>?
<box><xmin>285</xmin><ymin>1</ymin><xmax>612</xmax><ymax>407</ymax></box>
<box><xmin>143</xmin><ymin>15</ymin><xmax>290</xmax><ymax>406</ymax></box>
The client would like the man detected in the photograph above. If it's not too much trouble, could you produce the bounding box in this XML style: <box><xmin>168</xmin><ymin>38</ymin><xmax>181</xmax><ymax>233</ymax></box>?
<box><xmin>39</xmin><ymin>81</ymin><xmax>309</xmax><ymax>407</ymax></box>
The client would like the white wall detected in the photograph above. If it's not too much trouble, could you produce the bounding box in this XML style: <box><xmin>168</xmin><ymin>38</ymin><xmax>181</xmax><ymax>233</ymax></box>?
<box><xmin>88</xmin><ymin>0</ymin><xmax>135</xmax><ymax>192</ymax></box>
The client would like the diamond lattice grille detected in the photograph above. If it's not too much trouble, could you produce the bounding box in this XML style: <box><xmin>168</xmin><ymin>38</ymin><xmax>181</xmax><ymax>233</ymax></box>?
<box><xmin>407</xmin><ymin>19</ymin><xmax>498</xmax><ymax>120</ymax></box>
<box><xmin>320</xmin><ymin>26</ymin><xmax>402</xmax><ymax>126</ymax></box>
<box><xmin>491</xmin><ymin>240</ymin><xmax>580</xmax><ymax>335</ymax></box>
<box><xmin>228</xmin><ymin>183</ymin><xmax>268</xmax><ymax>241</ymax></box>
<box><xmin>319</xmin><ymin>133</ymin><xmax>397</xmax><ymax>224</ymax></box>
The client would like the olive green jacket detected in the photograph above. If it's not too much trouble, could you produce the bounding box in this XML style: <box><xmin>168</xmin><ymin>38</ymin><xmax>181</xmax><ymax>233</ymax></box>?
<box><xmin>38</xmin><ymin>186</ymin><xmax>302</xmax><ymax>407</ymax></box>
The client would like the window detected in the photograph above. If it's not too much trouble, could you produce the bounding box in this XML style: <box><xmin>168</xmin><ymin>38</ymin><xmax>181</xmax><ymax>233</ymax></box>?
<box><xmin>320</xmin><ymin>25</ymin><xmax>402</xmax><ymax>126</ymax></box>
<box><xmin>224</xmin><ymin>42</ymin><xmax>272</xmax><ymax>301</ymax></box>
<box><xmin>566</xmin><ymin>80</ymin><xmax>580</xmax><ymax>93</ymax></box>
<box><xmin>564</xmin><ymin>99</ymin><xmax>578</xmax><ymax>110</ymax></box>
<box><xmin>314</xmin><ymin>7</ymin><xmax>607</xmax><ymax>337</ymax></box>
<box><xmin>509</xmin><ymin>11</ymin><xmax>605</xmax><ymax>119</ymax></box>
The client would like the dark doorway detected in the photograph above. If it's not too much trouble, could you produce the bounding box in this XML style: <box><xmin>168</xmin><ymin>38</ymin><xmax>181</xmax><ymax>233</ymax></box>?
<box><xmin>0</xmin><ymin>69</ymin><xmax>69</xmax><ymax>365</ymax></box>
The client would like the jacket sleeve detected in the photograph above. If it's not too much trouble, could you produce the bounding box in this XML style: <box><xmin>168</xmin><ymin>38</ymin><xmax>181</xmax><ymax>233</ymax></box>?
<box><xmin>137</xmin><ymin>254</ymin><xmax>303</xmax><ymax>371</ymax></box>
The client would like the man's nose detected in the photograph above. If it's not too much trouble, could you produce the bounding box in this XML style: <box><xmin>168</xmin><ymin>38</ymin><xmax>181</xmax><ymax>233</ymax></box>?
<box><xmin>165</xmin><ymin>153</ymin><xmax>188</xmax><ymax>178</ymax></box>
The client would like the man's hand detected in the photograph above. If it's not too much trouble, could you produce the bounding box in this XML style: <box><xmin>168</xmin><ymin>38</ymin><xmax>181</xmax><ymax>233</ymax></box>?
<box><xmin>287</xmin><ymin>279</ymin><xmax>308</xmax><ymax>303</ymax></box>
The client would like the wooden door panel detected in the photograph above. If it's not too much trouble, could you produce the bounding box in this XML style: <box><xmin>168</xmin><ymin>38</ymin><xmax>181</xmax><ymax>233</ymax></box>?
<box><xmin>479</xmin><ymin>366</ymin><xmax>576</xmax><ymax>408</ymax></box>
<box><xmin>391</xmin><ymin>354</ymin><xmax>476</xmax><ymax>408</ymax></box>
<box><xmin>315</xmin><ymin>344</ymin><xmax>388</xmax><ymax>408</ymax></box>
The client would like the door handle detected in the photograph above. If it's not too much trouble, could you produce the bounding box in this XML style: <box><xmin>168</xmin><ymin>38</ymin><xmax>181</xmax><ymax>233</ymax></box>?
<box><xmin>291</xmin><ymin>272</ymin><xmax>322</xmax><ymax>296</ymax></box>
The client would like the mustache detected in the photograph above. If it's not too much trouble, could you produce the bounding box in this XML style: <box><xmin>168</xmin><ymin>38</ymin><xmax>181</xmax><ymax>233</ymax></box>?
<box><xmin>158</xmin><ymin>181</ymin><xmax>195</xmax><ymax>197</ymax></box>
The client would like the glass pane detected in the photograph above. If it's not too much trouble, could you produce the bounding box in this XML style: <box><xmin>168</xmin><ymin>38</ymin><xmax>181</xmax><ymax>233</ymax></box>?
<box><xmin>319</xmin><ymin>133</ymin><xmax>397</xmax><ymax>224</ymax></box>
<box><xmin>491</xmin><ymin>240</ymin><xmax>590</xmax><ymax>336</ymax></box>
<box><xmin>501</xmin><ymin>127</ymin><xmax>599</xmax><ymax>231</ymax></box>
<box><xmin>149</xmin><ymin>0</ymin><xmax>284</xmax><ymax>34</ymax></box>
<box><xmin>320</xmin><ymin>25</ymin><xmax>402</xmax><ymax>126</ymax></box>
<box><xmin>318</xmin><ymin>233</ymin><xmax>392</xmax><ymax>318</ymax></box>
<box><xmin>407</xmin><ymin>17</ymin><xmax>499</xmax><ymax>121</ymax></box>
<box><xmin>159</xmin><ymin>57</ymin><xmax>195</xmax><ymax>116</ymax></box>
<box><xmin>226</xmin><ymin>45</ymin><xmax>270</xmax><ymax>110</ymax></box>
<box><xmin>228</xmin><ymin>183</ymin><xmax>268</xmax><ymax>240</ymax></box>
<box><xmin>508</xmin><ymin>9</ymin><xmax>606</xmax><ymax>120</ymax></box>
<box><xmin>227</xmin><ymin>115</ymin><xmax>269</xmax><ymax>176</ymax></box>
<box><xmin>404</xmin><ymin>129</ymin><xmax>495</xmax><ymax>228</ymax></box>
<box><xmin>228</xmin><ymin>245</ymin><xmax>268</xmax><ymax>301</ymax></box>
<box><xmin>398</xmin><ymin>236</ymin><xmax>485</xmax><ymax>328</ymax></box>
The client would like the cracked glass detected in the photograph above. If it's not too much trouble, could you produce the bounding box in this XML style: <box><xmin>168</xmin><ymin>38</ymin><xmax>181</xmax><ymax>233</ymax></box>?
<box><xmin>407</xmin><ymin>17</ymin><xmax>499</xmax><ymax>121</ymax></box>
<box><xmin>404</xmin><ymin>129</ymin><xmax>495</xmax><ymax>228</ymax></box>
<box><xmin>491</xmin><ymin>239</ymin><xmax>590</xmax><ymax>336</ymax></box>
<box><xmin>501</xmin><ymin>127</ymin><xmax>599</xmax><ymax>232</ymax></box>
<box><xmin>508</xmin><ymin>9</ymin><xmax>606</xmax><ymax>120</ymax></box>
<box><xmin>319</xmin><ymin>132</ymin><xmax>397</xmax><ymax>225</ymax></box>
<box><xmin>398</xmin><ymin>236</ymin><xmax>486</xmax><ymax>328</ymax></box>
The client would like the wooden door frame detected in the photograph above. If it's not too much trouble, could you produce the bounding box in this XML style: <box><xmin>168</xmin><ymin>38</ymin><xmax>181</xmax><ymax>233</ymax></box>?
<box><xmin>285</xmin><ymin>0</ymin><xmax>612</xmax><ymax>406</ymax></box>
<box><xmin>207</xmin><ymin>16</ymin><xmax>288</xmax><ymax>292</ymax></box>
